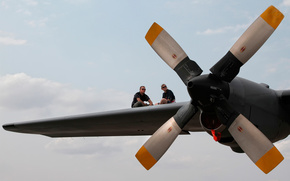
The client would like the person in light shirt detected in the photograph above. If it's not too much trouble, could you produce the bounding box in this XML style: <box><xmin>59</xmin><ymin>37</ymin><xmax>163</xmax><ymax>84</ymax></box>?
<box><xmin>156</xmin><ymin>84</ymin><xmax>175</xmax><ymax>105</ymax></box>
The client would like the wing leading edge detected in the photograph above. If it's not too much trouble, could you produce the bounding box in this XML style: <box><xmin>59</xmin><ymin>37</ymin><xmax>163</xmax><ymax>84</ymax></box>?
<box><xmin>3</xmin><ymin>102</ymin><xmax>203</xmax><ymax>137</ymax></box>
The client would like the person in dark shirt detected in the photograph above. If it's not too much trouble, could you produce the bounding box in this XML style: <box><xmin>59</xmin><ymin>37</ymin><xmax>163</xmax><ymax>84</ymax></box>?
<box><xmin>131</xmin><ymin>86</ymin><xmax>153</xmax><ymax>108</ymax></box>
<box><xmin>156</xmin><ymin>84</ymin><xmax>175</xmax><ymax>105</ymax></box>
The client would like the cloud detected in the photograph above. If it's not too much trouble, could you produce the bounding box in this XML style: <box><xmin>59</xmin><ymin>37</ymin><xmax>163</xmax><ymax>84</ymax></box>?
<box><xmin>45</xmin><ymin>137</ymin><xmax>144</xmax><ymax>157</ymax></box>
<box><xmin>197</xmin><ymin>23</ymin><xmax>249</xmax><ymax>35</ymax></box>
<box><xmin>269</xmin><ymin>58</ymin><xmax>290</xmax><ymax>71</ymax></box>
<box><xmin>64</xmin><ymin>0</ymin><xmax>91</xmax><ymax>4</ymax></box>
<box><xmin>276</xmin><ymin>139</ymin><xmax>290</xmax><ymax>159</ymax></box>
<box><xmin>22</xmin><ymin>0</ymin><xmax>38</xmax><ymax>6</ymax></box>
<box><xmin>1</xmin><ymin>1</ymin><xmax>9</xmax><ymax>8</ymax></box>
<box><xmin>0</xmin><ymin>73</ymin><xmax>66</xmax><ymax>110</ymax></box>
<box><xmin>27</xmin><ymin>18</ymin><xmax>48</xmax><ymax>27</ymax></box>
<box><xmin>0</xmin><ymin>73</ymin><xmax>140</xmax><ymax>165</ymax></box>
<box><xmin>16</xmin><ymin>8</ymin><xmax>32</xmax><ymax>15</ymax></box>
<box><xmin>282</xmin><ymin>0</ymin><xmax>290</xmax><ymax>6</ymax></box>
<box><xmin>0</xmin><ymin>36</ymin><xmax>27</xmax><ymax>45</ymax></box>
<box><xmin>45</xmin><ymin>138</ymin><xmax>122</xmax><ymax>156</ymax></box>
<box><xmin>0</xmin><ymin>73</ymin><xmax>131</xmax><ymax>119</ymax></box>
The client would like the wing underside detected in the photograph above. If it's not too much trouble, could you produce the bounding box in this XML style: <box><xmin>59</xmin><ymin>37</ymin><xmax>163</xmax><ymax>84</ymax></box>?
<box><xmin>3</xmin><ymin>102</ymin><xmax>203</xmax><ymax>137</ymax></box>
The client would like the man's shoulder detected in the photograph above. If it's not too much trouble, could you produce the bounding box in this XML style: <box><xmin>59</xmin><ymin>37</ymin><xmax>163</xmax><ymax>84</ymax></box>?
<box><xmin>141</xmin><ymin>93</ymin><xmax>150</xmax><ymax>100</ymax></box>
<box><xmin>134</xmin><ymin>92</ymin><xmax>141</xmax><ymax>97</ymax></box>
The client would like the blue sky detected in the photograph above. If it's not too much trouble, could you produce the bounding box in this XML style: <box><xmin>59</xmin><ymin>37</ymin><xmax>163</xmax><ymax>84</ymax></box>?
<box><xmin>1</xmin><ymin>0</ymin><xmax>290</xmax><ymax>180</ymax></box>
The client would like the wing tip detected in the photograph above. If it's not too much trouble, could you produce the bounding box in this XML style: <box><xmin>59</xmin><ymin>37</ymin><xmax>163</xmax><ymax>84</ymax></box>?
<box><xmin>2</xmin><ymin>123</ymin><xmax>17</xmax><ymax>131</ymax></box>
<box><xmin>145</xmin><ymin>22</ymin><xmax>163</xmax><ymax>46</ymax></box>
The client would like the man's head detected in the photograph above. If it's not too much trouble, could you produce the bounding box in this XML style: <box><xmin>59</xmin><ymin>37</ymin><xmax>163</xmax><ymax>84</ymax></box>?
<box><xmin>140</xmin><ymin>86</ymin><xmax>146</xmax><ymax>94</ymax></box>
<box><xmin>161</xmin><ymin>84</ymin><xmax>167</xmax><ymax>92</ymax></box>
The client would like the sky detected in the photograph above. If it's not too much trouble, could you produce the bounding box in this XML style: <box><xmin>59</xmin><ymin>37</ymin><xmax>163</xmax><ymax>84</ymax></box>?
<box><xmin>1</xmin><ymin>0</ymin><xmax>290</xmax><ymax>180</ymax></box>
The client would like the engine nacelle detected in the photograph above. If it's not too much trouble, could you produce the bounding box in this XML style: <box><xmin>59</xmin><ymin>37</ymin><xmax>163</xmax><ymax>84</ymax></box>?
<box><xmin>200</xmin><ymin>110</ymin><xmax>242</xmax><ymax>152</ymax></box>
<box><xmin>199</xmin><ymin>110</ymin><xmax>226</xmax><ymax>133</ymax></box>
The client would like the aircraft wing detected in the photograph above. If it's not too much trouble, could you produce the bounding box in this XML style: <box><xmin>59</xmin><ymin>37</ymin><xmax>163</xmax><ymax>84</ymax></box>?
<box><xmin>2</xmin><ymin>102</ymin><xmax>203</xmax><ymax>137</ymax></box>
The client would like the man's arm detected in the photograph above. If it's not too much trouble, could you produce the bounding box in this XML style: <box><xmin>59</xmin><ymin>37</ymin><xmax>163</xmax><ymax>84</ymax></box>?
<box><xmin>148</xmin><ymin>99</ymin><xmax>153</xmax><ymax>106</ymax></box>
<box><xmin>136</xmin><ymin>98</ymin><xmax>148</xmax><ymax>106</ymax></box>
<box><xmin>168</xmin><ymin>90</ymin><xmax>175</xmax><ymax>102</ymax></box>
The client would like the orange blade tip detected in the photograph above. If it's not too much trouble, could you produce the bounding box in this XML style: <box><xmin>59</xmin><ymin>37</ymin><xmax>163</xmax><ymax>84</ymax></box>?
<box><xmin>145</xmin><ymin>22</ymin><xmax>163</xmax><ymax>46</ymax></box>
<box><xmin>135</xmin><ymin>146</ymin><xmax>157</xmax><ymax>170</ymax></box>
<box><xmin>261</xmin><ymin>5</ymin><xmax>284</xmax><ymax>29</ymax></box>
<box><xmin>255</xmin><ymin>146</ymin><xmax>284</xmax><ymax>174</ymax></box>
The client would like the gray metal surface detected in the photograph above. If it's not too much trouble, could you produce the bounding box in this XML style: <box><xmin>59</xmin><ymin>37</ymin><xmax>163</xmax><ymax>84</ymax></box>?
<box><xmin>2</xmin><ymin>102</ymin><xmax>203</xmax><ymax>137</ymax></box>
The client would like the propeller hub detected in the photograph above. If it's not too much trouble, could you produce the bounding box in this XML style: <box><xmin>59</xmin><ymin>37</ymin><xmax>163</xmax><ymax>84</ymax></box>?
<box><xmin>187</xmin><ymin>74</ymin><xmax>229</xmax><ymax>107</ymax></box>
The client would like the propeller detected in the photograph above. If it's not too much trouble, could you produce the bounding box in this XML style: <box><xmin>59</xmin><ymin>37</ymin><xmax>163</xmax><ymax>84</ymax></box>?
<box><xmin>136</xmin><ymin>5</ymin><xmax>284</xmax><ymax>173</ymax></box>
<box><xmin>214</xmin><ymin>95</ymin><xmax>284</xmax><ymax>174</ymax></box>
<box><xmin>145</xmin><ymin>22</ymin><xmax>202</xmax><ymax>85</ymax></box>
<box><xmin>210</xmin><ymin>5</ymin><xmax>284</xmax><ymax>82</ymax></box>
<box><xmin>136</xmin><ymin>102</ymin><xmax>197</xmax><ymax>170</ymax></box>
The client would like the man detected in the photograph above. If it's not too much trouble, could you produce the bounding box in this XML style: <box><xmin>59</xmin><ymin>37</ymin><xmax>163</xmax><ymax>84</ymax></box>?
<box><xmin>131</xmin><ymin>86</ymin><xmax>153</xmax><ymax>108</ymax></box>
<box><xmin>157</xmin><ymin>84</ymin><xmax>175</xmax><ymax>104</ymax></box>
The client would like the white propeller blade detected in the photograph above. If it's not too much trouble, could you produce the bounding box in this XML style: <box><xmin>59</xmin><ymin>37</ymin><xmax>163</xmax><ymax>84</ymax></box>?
<box><xmin>145</xmin><ymin>22</ymin><xmax>202</xmax><ymax>84</ymax></box>
<box><xmin>229</xmin><ymin>114</ymin><xmax>284</xmax><ymax>174</ymax></box>
<box><xmin>230</xmin><ymin>5</ymin><xmax>284</xmax><ymax>64</ymax></box>
<box><xmin>210</xmin><ymin>5</ymin><xmax>284</xmax><ymax>82</ymax></box>
<box><xmin>135</xmin><ymin>117</ymin><xmax>181</xmax><ymax>170</ymax></box>
<box><xmin>136</xmin><ymin>103</ymin><xmax>197</xmax><ymax>170</ymax></box>
<box><xmin>145</xmin><ymin>22</ymin><xmax>187</xmax><ymax>70</ymax></box>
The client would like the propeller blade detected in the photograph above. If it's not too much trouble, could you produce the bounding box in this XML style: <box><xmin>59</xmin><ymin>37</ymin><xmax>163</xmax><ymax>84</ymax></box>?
<box><xmin>214</xmin><ymin>96</ymin><xmax>284</xmax><ymax>174</ymax></box>
<box><xmin>145</xmin><ymin>22</ymin><xmax>202</xmax><ymax>85</ymax></box>
<box><xmin>229</xmin><ymin>114</ymin><xmax>284</xmax><ymax>174</ymax></box>
<box><xmin>135</xmin><ymin>102</ymin><xmax>197</xmax><ymax>170</ymax></box>
<box><xmin>210</xmin><ymin>5</ymin><xmax>284</xmax><ymax>82</ymax></box>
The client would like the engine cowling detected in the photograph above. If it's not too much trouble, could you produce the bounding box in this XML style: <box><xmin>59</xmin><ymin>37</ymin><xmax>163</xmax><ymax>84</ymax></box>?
<box><xmin>200</xmin><ymin>110</ymin><xmax>225</xmax><ymax>133</ymax></box>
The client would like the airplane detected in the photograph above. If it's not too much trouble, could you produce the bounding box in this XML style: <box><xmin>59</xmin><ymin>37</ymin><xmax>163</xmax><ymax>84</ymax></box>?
<box><xmin>2</xmin><ymin>5</ymin><xmax>289</xmax><ymax>174</ymax></box>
